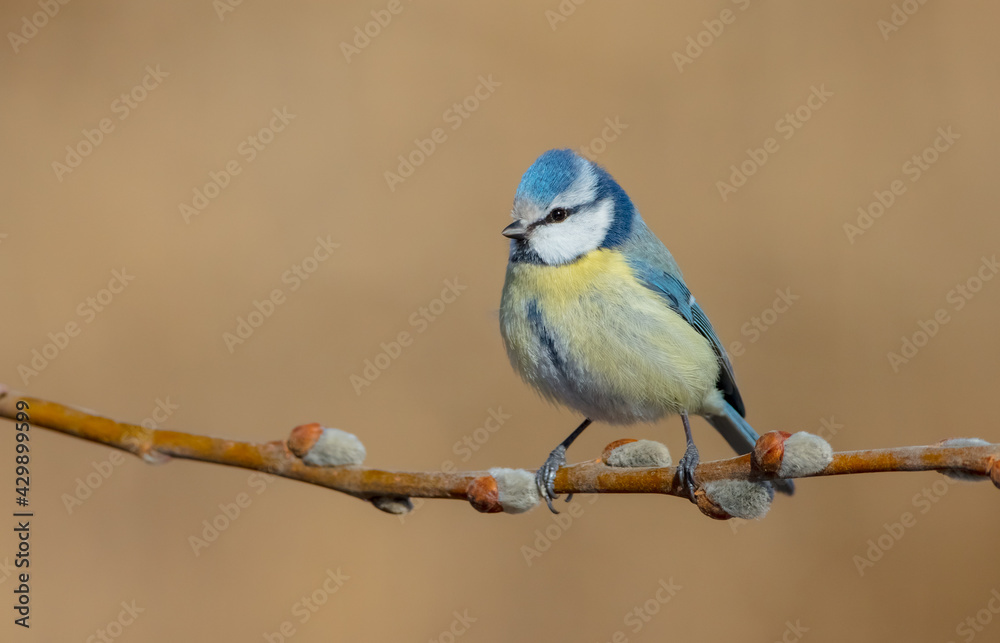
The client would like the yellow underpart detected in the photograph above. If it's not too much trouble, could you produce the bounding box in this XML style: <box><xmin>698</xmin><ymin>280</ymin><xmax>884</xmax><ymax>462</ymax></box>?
<box><xmin>501</xmin><ymin>249</ymin><xmax>720</xmax><ymax>415</ymax></box>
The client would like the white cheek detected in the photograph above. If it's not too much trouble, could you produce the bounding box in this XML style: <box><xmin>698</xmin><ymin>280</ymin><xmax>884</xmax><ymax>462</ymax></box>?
<box><xmin>530</xmin><ymin>199</ymin><xmax>614</xmax><ymax>265</ymax></box>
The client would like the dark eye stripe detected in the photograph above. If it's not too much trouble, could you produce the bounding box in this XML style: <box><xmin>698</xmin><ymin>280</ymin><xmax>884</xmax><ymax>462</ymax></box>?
<box><xmin>525</xmin><ymin>207</ymin><xmax>575</xmax><ymax>234</ymax></box>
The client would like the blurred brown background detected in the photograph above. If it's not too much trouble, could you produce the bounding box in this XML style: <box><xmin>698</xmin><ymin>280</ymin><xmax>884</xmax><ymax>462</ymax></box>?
<box><xmin>2</xmin><ymin>1</ymin><xmax>1000</xmax><ymax>641</ymax></box>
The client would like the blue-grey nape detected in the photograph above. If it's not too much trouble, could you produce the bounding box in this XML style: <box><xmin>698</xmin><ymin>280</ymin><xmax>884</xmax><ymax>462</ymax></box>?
<box><xmin>591</xmin><ymin>164</ymin><xmax>636</xmax><ymax>249</ymax></box>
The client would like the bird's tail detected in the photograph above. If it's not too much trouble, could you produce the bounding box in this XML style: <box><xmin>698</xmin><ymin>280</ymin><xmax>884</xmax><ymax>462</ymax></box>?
<box><xmin>704</xmin><ymin>402</ymin><xmax>795</xmax><ymax>495</ymax></box>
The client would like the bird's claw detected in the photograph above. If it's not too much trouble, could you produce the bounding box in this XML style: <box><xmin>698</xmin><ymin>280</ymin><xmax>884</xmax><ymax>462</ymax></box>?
<box><xmin>677</xmin><ymin>442</ymin><xmax>700</xmax><ymax>503</ymax></box>
<box><xmin>536</xmin><ymin>445</ymin><xmax>567</xmax><ymax>514</ymax></box>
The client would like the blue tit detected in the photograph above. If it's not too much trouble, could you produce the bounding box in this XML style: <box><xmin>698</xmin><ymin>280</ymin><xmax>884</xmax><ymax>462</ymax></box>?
<box><xmin>499</xmin><ymin>149</ymin><xmax>794</xmax><ymax>512</ymax></box>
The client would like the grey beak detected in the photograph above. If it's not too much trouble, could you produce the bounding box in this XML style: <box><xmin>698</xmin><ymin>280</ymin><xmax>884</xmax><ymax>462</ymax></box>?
<box><xmin>502</xmin><ymin>220</ymin><xmax>528</xmax><ymax>240</ymax></box>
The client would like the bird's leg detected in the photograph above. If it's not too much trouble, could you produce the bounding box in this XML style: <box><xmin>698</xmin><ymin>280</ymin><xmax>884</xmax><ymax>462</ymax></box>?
<box><xmin>536</xmin><ymin>418</ymin><xmax>591</xmax><ymax>514</ymax></box>
<box><xmin>676</xmin><ymin>411</ymin><xmax>699</xmax><ymax>502</ymax></box>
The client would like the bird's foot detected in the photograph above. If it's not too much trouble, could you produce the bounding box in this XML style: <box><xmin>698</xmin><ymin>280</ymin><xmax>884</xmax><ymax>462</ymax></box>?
<box><xmin>536</xmin><ymin>445</ymin><xmax>567</xmax><ymax>514</ymax></box>
<box><xmin>677</xmin><ymin>442</ymin><xmax>700</xmax><ymax>503</ymax></box>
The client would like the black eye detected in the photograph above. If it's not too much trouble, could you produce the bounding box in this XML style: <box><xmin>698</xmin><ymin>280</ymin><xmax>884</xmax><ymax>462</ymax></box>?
<box><xmin>546</xmin><ymin>208</ymin><xmax>569</xmax><ymax>223</ymax></box>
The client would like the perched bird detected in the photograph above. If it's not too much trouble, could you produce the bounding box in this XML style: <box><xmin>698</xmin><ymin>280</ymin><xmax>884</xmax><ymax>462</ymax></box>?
<box><xmin>499</xmin><ymin>149</ymin><xmax>793</xmax><ymax>512</ymax></box>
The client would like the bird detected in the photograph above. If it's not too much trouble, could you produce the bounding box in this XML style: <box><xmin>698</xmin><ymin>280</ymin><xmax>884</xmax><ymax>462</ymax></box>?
<box><xmin>498</xmin><ymin>149</ymin><xmax>794</xmax><ymax>512</ymax></box>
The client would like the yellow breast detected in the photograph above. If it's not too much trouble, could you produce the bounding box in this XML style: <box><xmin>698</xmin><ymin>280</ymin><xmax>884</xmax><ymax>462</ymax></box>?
<box><xmin>500</xmin><ymin>249</ymin><xmax>720</xmax><ymax>420</ymax></box>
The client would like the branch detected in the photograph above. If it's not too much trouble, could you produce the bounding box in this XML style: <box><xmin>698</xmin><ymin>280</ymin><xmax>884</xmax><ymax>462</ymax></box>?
<box><xmin>1</xmin><ymin>384</ymin><xmax>997</xmax><ymax>520</ymax></box>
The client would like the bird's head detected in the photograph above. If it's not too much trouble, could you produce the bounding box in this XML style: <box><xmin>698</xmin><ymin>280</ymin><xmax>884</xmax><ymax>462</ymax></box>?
<box><xmin>504</xmin><ymin>149</ymin><xmax>637</xmax><ymax>265</ymax></box>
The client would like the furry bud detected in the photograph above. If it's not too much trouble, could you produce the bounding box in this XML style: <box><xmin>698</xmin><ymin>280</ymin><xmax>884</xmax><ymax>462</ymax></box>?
<box><xmin>779</xmin><ymin>432</ymin><xmax>833</xmax><ymax>478</ymax></box>
<box><xmin>702</xmin><ymin>480</ymin><xmax>774</xmax><ymax>520</ymax></box>
<box><xmin>603</xmin><ymin>439</ymin><xmax>672</xmax><ymax>468</ymax></box>
<box><xmin>289</xmin><ymin>424</ymin><xmax>366</xmax><ymax>466</ymax></box>
<box><xmin>489</xmin><ymin>468</ymin><xmax>540</xmax><ymax>514</ymax></box>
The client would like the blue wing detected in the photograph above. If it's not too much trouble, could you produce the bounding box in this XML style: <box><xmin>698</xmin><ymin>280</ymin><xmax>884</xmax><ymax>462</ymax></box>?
<box><xmin>625</xmin><ymin>256</ymin><xmax>746</xmax><ymax>417</ymax></box>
